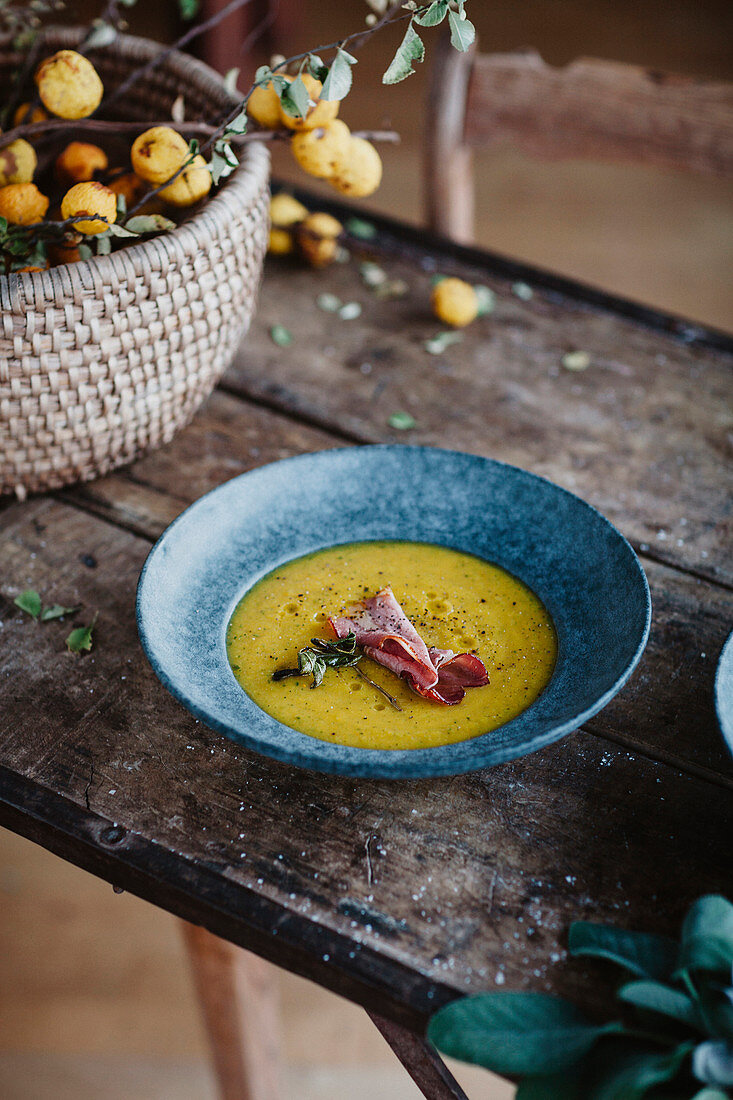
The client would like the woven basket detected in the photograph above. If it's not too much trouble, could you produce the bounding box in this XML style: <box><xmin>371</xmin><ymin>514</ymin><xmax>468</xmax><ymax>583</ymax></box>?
<box><xmin>0</xmin><ymin>28</ymin><xmax>270</xmax><ymax>498</ymax></box>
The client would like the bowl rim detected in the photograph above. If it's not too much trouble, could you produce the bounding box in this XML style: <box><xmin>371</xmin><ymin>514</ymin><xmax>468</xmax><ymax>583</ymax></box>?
<box><xmin>136</xmin><ymin>444</ymin><xmax>653</xmax><ymax>778</ymax></box>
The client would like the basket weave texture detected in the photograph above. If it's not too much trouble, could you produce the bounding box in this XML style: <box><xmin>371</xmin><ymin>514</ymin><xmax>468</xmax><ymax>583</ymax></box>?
<box><xmin>0</xmin><ymin>29</ymin><xmax>270</xmax><ymax>497</ymax></box>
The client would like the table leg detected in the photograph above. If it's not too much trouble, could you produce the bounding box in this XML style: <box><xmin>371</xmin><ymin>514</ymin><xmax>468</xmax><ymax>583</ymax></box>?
<box><xmin>367</xmin><ymin>1010</ymin><xmax>470</xmax><ymax>1100</ymax></box>
<box><xmin>180</xmin><ymin>921</ymin><xmax>282</xmax><ymax>1100</ymax></box>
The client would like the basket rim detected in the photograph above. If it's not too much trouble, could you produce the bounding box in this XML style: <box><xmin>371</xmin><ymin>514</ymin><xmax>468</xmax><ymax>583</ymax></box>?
<box><xmin>0</xmin><ymin>27</ymin><xmax>270</xmax><ymax>290</ymax></box>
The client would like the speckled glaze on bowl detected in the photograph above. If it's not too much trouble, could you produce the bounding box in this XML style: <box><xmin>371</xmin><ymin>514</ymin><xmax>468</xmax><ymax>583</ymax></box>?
<box><xmin>136</xmin><ymin>446</ymin><xmax>651</xmax><ymax>778</ymax></box>
<box><xmin>715</xmin><ymin>630</ymin><xmax>733</xmax><ymax>760</ymax></box>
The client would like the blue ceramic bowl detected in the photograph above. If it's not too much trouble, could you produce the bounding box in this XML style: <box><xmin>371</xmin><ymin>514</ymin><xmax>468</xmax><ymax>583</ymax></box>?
<box><xmin>715</xmin><ymin>630</ymin><xmax>733</xmax><ymax>760</ymax></box>
<box><xmin>137</xmin><ymin>446</ymin><xmax>651</xmax><ymax>778</ymax></box>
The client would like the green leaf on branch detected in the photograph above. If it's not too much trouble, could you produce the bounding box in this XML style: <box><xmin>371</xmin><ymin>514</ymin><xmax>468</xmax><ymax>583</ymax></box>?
<box><xmin>14</xmin><ymin>590</ymin><xmax>42</xmax><ymax>619</ymax></box>
<box><xmin>84</xmin><ymin>20</ymin><xmax>117</xmax><ymax>50</ymax></box>
<box><xmin>66</xmin><ymin>612</ymin><xmax>98</xmax><ymax>654</ymax></box>
<box><xmin>78</xmin><ymin>242</ymin><xmax>94</xmax><ymax>261</ymax></box>
<box><xmin>125</xmin><ymin>215</ymin><xmax>176</xmax><ymax>234</ymax></box>
<box><xmin>279</xmin><ymin>74</ymin><xmax>311</xmax><ymax>119</ymax></box>
<box><xmin>427</xmin><ymin>992</ymin><xmax>614</xmax><ymax>1076</ymax></box>
<box><xmin>306</xmin><ymin>54</ymin><xmax>329</xmax><ymax>82</ymax></box>
<box><xmin>617</xmin><ymin>980</ymin><xmax>702</xmax><ymax>1029</ymax></box>
<box><xmin>225</xmin><ymin>110</ymin><xmax>248</xmax><ymax>136</ymax></box>
<box><xmin>383</xmin><ymin>21</ymin><xmax>425</xmax><ymax>84</ymax></box>
<box><xmin>107</xmin><ymin>223</ymin><xmax>139</xmax><ymax>238</ymax></box>
<box><xmin>568</xmin><ymin>921</ymin><xmax>678</xmax><ymax>980</ymax></box>
<box><xmin>678</xmin><ymin>896</ymin><xmax>733</xmax><ymax>976</ymax></box>
<box><xmin>223</xmin><ymin>67</ymin><xmax>240</xmax><ymax>94</ymax></box>
<box><xmin>414</xmin><ymin>0</ymin><xmax>449</xmax><ymax>27</ymax></box>
<box><xmin>321</xmin><ymin>48</ymin><xmax>357</xmax><ymax>102</ymax></box>
<box><xmin>447</xmin><ymin>7</ymin><xmax>476</xmax><ymax>51</ymax></box>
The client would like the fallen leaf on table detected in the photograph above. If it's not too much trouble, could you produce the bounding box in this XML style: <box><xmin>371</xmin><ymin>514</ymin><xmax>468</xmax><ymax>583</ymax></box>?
<box><xmin>14</xmin><ymin>590</ymin><xmax>42</xmax><ymax>619</ymax></box>
<box><xmin>388</xmin><ymin>412</ymin><xmax>416</xmax><ymax>430</ymax></box>
<box><xmin>270</xmin><ymin>324</ymin><xmax>293</xmax><ymax>347</ymax></box>
<box><xmin>66</xmin><ymin>612</ymin><xmax>98</xmax><ymax>654</ymax></box>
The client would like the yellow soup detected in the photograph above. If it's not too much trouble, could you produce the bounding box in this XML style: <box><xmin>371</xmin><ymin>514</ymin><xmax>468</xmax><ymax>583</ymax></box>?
<box><xmin>226</xmin><ymin>541</ymin><xmax>556</xmax><ymax>750</ymax></box>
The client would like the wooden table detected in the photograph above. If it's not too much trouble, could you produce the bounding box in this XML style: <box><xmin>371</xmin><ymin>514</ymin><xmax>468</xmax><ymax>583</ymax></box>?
<box><xmin>1</xmin><ymin>197</ymin><xmax>732</xmax><ymax>1099</ymax></box>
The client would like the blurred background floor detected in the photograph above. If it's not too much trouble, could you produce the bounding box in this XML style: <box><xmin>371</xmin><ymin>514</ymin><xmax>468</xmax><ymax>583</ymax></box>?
<box><xmin>2</xmin><ymin>2</ymin><xmax>731</xmax><ymax>1098</ymax></box>
<box><xmin>0</xmin><ymin>828</ymin><xmax>510</xmax><ymax>1099</ymax></box>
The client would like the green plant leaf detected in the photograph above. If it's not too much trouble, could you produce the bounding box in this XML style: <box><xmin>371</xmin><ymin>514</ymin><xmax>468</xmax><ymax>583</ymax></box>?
<box><xmin>586</xmin><ymin>1041</ymin><xmax>694</xmax><ymax>1100</ymax></box>
<box><xmin>383</xmin><ymin>21</ymin><xmax>425</xmax><ymax>85</ymax></box>
<box><xmin>678</xmin><ymin>896</ymin><xmax>733</xmax><ymax>976</ymax></box>
<box><xmin>14</xmin><ymin>590</ymin><xmax>41</xmax><ymax>619</ymax></box>
<box><xmin>77</xmin><ymin>242</ymin><xmax>94</xmax><ymax>261</ymax></box>
<box><xmin>125</xmin><ymin>215</ymin><xmax>176</xmax><ymax>234</ymax></box>
<box><xmin>388</xmin><ymin>412</ymin><xmax>416</xmax><ymax>431</ymax></box>
<box><xmin>269</xmin><ymin>325</ymin><xmax>293</xmax><ymax>347</ymax></box>
<box><xmin>414</xmin><ymin>1</ymin><xmax>449</xmax><ymax>27</ymax></box>
<box><xmin>40</xmin><ymin>604</ymin><xmax>80</xmax><ymax>622</ymax></box>
<box><xmin>618</xmin><ymin>980</ymin><xmax>701</xmax><ymax>1029</ymax></box>
<box><xmin>568</xmin><ymin>921</ymin><xmax>678</xmax><ymax>980</ymax></box>
<box><xmin>693</xmin><ymin>1040</ymin><xmax>733</xmax><ymax>1086</ymax></box>
<box><xmin>516</xmin><ymin>1063</ymin><xmax>586</xmax><ymax>1099</ymax></box>
<box><xmin>279</xmin><ymin>74</ymin><xmax>311</xmax><ymax>119</ymax></box>
<box><xmin>447</xmin><ymin>7</ymin><xmax>476</xmax><ymax>51</ymax></box>
<box><xmin>321</xmin><ymin>48</ymin><xmax>356</xmax><ymax>102</ymax></box>
<box><xmin>66</xmin><ymin>613</ymin><xmax>98</xmax><ymax>654</ymax></box>
<box><xmin>427</xmin><ymin>992</ymin><xmax>612</xmax><ymax>1076</ymax></box>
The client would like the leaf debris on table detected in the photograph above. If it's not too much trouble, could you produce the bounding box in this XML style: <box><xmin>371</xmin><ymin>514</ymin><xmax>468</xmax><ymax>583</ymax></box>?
<box><xmin>388</xmin><ymin>411</ymin><xmax>417</xmax><ymax>430</ymax></box>
<box><xmin>425</xmin><ymin>331</ymin><xmax>463</xmax><ymax>355</ymax></box>
<box><xmin>512</xmin><ymin>281</ymin><xmax>534</xmax><ymax>301</ymax></box>
<box><xmin>344</xmin><ymin>216</ymin><xmax>377</xmax><ymax>241</ymax></box>
<box><xmin>316</xmin><ymin>293</ymin><xmax>342</xmax><ymax>313</ymax></box>
<box><xmin>269</xmin><ymin>324</ymin><xmax>294</xmax><ymax>347</ymax></box>
<box><xmin>66</xmin><ymin>612</ymin><xmax>98</xmax><ymax>655</ymax></box>
<box><xmin>562</xmin><ymin>351</ymin><xmax>592</xmax><ymax>372</ymax></box>
<box><xmin>14</xmin><ymin>589</ymin><xmax>79</xmax><ymax>622</ymax></box>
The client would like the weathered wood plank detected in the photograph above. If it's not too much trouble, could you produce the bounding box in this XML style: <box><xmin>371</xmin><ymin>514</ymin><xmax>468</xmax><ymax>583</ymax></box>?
<box><xmin>464</xmin><ymin>51</ymin><xmax>733</xmax><ymax>175</ymax></box>
<box><xmin>226</xmin><ymin>252</ymin><xmax>732</xmax><ymax>587</ymax></box>
<box><xmin>59</xmin><ymin>389</ymin><xmax>733</xmax><ymax>783</ymax></box>
<box><xmin>1</xmin><ymin>498</ymin><xmax>731</xmax><ymax>1035</ymax></box>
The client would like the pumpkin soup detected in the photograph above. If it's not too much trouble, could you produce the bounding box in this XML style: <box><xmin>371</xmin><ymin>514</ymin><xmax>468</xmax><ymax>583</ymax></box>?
<box><xmin>226</xmin><ymin>541</ymin><xmax>556</xmax><ymax>750</ymax></box>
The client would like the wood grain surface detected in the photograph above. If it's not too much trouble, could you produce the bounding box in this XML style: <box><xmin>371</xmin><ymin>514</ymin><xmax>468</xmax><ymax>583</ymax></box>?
<box><xmin>1</xmin><ymin>214</ymin><xmax>731</xmax><ymax>1039</ymax></box>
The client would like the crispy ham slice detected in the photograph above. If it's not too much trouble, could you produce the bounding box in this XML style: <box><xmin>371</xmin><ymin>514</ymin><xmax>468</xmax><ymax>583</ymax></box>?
<box><xmin>329</xmin><ymin>586</ymin><xmax>438</xmax><ymax>691</ymax></box>
<box><xmin>329</xmin><ymin>587</ymin><xmax>489</xmax><ymax>705</ymax></box>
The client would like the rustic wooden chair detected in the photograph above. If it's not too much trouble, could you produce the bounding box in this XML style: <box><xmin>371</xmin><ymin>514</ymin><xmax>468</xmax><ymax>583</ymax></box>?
<box><xmin>425</xmin><ymin>37</ymin><xmax>733</xmax><ymax>242</ymax></box>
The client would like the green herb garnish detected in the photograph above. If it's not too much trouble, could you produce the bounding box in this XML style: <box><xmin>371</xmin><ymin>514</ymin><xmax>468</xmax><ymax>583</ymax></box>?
<box><xmin>273</xmin><ymin>632</ymin><xmax>402</xmax><ymax>710</ymax></box>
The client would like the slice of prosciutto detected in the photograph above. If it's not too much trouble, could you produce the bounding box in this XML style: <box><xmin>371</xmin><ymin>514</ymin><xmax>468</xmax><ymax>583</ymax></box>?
<box><xmin>329</xmin><ymin>586</ymin><xmax>489</xmax><ymax>705</ymax></box>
